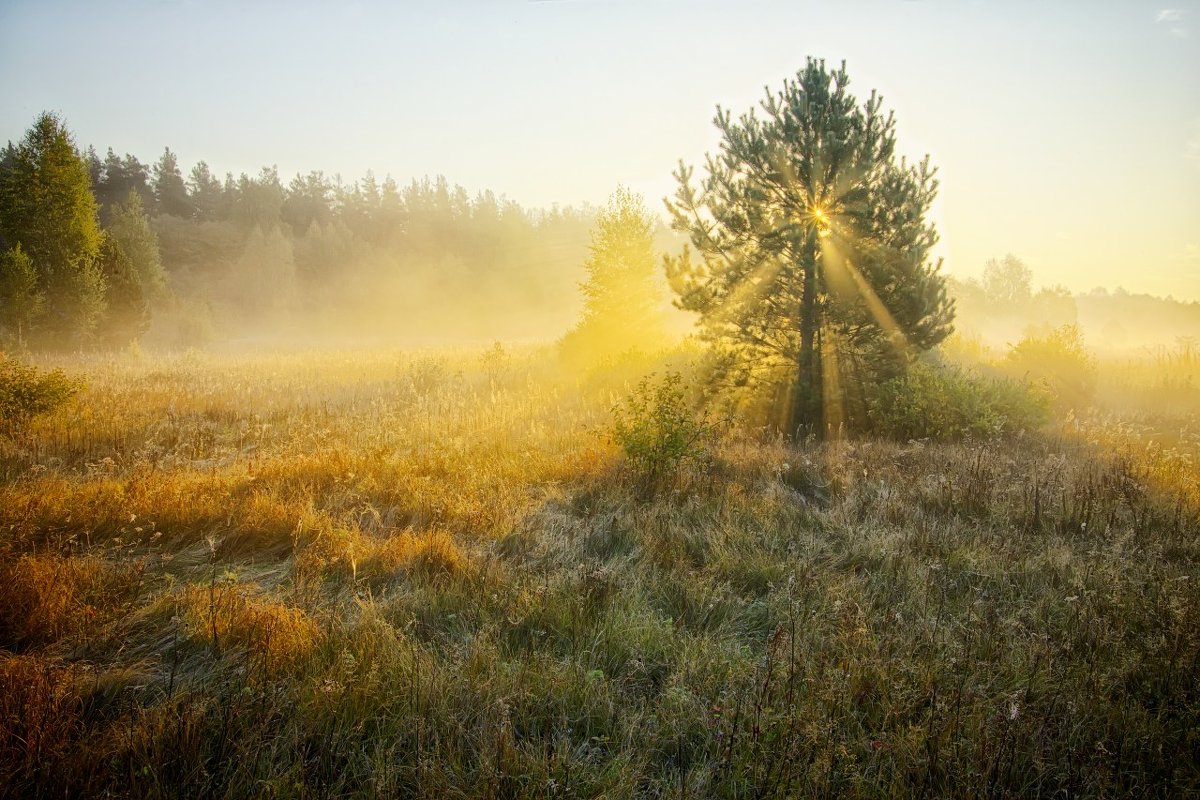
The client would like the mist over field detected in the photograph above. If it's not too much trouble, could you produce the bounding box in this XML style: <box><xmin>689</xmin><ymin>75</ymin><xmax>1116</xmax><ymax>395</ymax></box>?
<box><xmin>1</xmin><ymin>2</ymin><xmax>1199</xmax><ymax>798</ymax></box>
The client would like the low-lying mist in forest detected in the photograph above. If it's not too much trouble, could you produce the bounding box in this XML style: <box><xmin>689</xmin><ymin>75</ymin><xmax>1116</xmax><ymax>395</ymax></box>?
<box><xmin>3</xmin><ymin>113</ymin><xmax>1197</xmax><ymax>368</ymax></box>
<box><xmin>88</xmin><ymin>150</ymin><xmax>690</xmax><ymax>349</ymax></box>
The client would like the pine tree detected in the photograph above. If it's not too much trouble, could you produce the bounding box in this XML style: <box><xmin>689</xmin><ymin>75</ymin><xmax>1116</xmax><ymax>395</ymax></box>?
<box><xmin>94</xmin><ymin>148</ymin><xmax>152</xmax><ymax>223</ymax></box>
<box><xmin>559</xmin><ymin>187</ymin><xmax>666</xmax><ymax>365</ymax></box>
<box><xmin>0</xmin><ymin>112</ymin><xmax>106</xmax><ymax>346</ymax></box>
<box><xmin>153</xmin><ymin>147</ymin><xmax>193</xmax><ymax>218</ymax></box>
<box><xmin>232</xmin><ymin>167</ymin><xmax>284</xmax><ymax>230</ymax></box>
<box><xmin>282</xmin><ymin>171</ymin><xmax>333</xmax><ymax>233</ymax></box>
<box><xmin>188</xmin><ymin>161</ymin><xmax>223</xmax><ymax>220</ymax></box>
<box><xmin>665</xmin><ymin>59</ymin><xmax>954</xmax><ymax>436</ymax></box>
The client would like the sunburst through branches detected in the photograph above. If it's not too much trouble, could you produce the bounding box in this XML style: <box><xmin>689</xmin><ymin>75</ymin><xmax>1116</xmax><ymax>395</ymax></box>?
<box><xmin>665</xmin><ymin>57</ymin><xmax>954</xmax><ymax>437</ymax></box>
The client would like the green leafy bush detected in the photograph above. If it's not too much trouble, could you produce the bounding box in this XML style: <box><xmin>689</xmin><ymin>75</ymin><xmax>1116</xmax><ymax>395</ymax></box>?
<box><xmin>0</xmin><ymin>354</ymin><xmax>80</xmax><ymax>436</ymax></box>
<box><xmin>868</xmin><ymin>359</ymin><xmax>1049</xmax><ymax>441</ymax></box>
<box><xmin>611</xmin><ymin>371</ymin><xmax>717</xmax><ymax>491</ymax></box>
<box><xmin>1003</xmin><ymin>323</ymin><xmax>1096</xmax><ymax>410</ymax></box>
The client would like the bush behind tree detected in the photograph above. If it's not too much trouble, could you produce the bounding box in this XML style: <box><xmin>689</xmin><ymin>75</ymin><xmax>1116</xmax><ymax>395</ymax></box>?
<box><xmin>867</xmin><ymin>359</ymin><xmax>1050</xmax><ymax>441</ymax></box>
<box><xmin>1003</xmin><ymin>323</ymin><xmax>1096</xmax><ymax>411</ymax></box>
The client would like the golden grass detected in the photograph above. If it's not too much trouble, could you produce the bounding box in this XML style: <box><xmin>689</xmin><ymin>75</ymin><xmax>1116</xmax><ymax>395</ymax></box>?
<box><xmin>0</xmin><ymin>552</ymin><xmax>142</xmax><ymax>649</ymax></box>
<box><xmin>172</xmin><ymin>583</ymin><xmax>321</xmax><ymax>672</ymax></box>
<box><xmin>363</xmin><ymin>528</ymin><xmax>466</xmax><ymax>581</ymax></box>
<box><xmin>0</xmin><ymin>344</ymin><xmax>1196</xmax><ymax>798</ymax></box>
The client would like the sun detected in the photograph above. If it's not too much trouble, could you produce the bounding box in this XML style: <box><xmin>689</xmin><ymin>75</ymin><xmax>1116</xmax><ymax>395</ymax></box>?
<box><xmin>810</xmin><ymin>204</ymin><xmax>833</xmax><ymax>237</ymax></box>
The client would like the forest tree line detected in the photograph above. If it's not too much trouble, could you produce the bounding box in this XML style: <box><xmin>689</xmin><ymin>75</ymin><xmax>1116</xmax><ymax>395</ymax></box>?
<box><xmin>0</xmin><ymin>112</ymin><xmax>609</xmax><ymax>351</ymax></box>
<box><xmin>1</xmin><ymin>111</ymin><xmax>1196</xmax><ymax>363</ymax></box>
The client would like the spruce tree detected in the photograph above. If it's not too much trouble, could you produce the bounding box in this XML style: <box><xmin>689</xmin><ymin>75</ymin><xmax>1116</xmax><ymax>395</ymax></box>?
<box><xmin>665</xmin><ymin>59</ymin><xmax>954</xmax><ymax>436</ymax></box>
<box><xmin>0</xmin><ymin>112</ymin><xmax>106</xmax><ymax>346</ymax></box>
<box><xmin>231</xmin><ymin>225</ymin><xmax>297</xmax><ymax>316</ymax></box>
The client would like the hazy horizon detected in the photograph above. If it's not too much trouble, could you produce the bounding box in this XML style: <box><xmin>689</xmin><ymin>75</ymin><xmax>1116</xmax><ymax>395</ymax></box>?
<box><xmin>3</xmin><ymin>0</ymin><xmax>1198</xmax><ymax>300</ymax></box>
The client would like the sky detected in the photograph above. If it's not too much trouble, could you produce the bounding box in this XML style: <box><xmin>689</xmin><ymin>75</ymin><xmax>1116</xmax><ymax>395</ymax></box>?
<box><xmin>2</xmin><ymin>0</ymin><xmax>1198</xmax><ymax>299</ymax></box>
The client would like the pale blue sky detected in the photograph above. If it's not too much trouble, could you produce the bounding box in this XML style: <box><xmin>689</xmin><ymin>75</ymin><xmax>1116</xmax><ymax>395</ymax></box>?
<box><xmin>2</xmin><ymin>0</ymin><xmax>1198</xmax><ymax>298</ymax></box>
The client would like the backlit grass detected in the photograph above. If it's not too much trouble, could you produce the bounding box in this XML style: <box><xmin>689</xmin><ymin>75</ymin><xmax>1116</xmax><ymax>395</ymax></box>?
<box><xmin>0</xmin><ymin>346</ymin><xmax>1196</xmax><ymax>798</ymax></box>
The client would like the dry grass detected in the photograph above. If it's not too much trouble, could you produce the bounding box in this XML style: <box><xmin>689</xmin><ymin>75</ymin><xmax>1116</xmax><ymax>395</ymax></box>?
<box><xmin>0</xmin><ymin>345</ymin><xmax>1196</xmax><ymax>798</ymax></box>
<box><xmin>0</xmin><ymin>553</ymin><xmax>144</xmax><ymax>649</ymax></box>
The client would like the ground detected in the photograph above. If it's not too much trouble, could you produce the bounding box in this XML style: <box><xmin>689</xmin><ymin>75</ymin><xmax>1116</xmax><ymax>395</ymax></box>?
<box><xmin>1</xmin><ymin>347</ymin><xmax>1197</xmax><ymax>798</ymax></box>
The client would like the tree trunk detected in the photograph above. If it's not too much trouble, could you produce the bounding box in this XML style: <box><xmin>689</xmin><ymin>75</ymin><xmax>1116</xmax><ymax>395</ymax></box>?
<box><xmin>790</xmin><ymin>246</ymin><xmax>823</xmax><ymax>438</ymax></box>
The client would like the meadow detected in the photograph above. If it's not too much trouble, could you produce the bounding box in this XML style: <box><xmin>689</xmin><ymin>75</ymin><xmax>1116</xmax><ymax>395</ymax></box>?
<box><xmin>0</xmin><ymin>344</ymin><xmax>1197</xmax><ymax>798</ymax></box>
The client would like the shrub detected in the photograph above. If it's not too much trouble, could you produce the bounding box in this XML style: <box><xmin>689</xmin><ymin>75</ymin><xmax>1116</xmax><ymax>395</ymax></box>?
<box><xmin>868</xmin><ymin>359</ymin><xmax>1049</xmax><ymax>441</ymax></box>
<box><xmin>1003</xmin><ymin>323</ymin><xmax>1097</xmax><ymax>410</ymax></box>
<box><xmin>401</xmin><ymin>356</ymin><xmax>449</xmax><ymax>400</ymax></box>
<box><xmin>0</xmin><ymin>354</ymin><xmax>80</xmax><ymax>437</ymax></box>
<box><xmin>611</xmin><ymin>371</ymin><xmax>718</xmax><ymax>491</ymax></box>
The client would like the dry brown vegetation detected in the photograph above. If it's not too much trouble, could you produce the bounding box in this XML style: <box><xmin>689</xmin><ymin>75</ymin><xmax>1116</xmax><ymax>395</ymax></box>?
<box><xmin>0</xmin><ymin>345</ymin><xmax>1197</xmax><ymax>798</ymax></box>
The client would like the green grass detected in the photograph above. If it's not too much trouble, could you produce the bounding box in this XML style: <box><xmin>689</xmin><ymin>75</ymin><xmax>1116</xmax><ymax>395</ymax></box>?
<box><xmin>0</xmin><ymin>347</ymin><xmax>1197</xmax><ymax>798</ymax></box>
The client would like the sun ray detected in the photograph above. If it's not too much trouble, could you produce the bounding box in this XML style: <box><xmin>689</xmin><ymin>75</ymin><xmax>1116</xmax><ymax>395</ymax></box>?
<box><xmin>709</xmin><ymin>252</ymin><xmax>787</xmax><ymax>327</ymax></box>
<box><xmin>819</xmin><ymin>327</ymin><xmax>845</xmax><ymax>439</ymax></box>
<box><xmin>820</xmin><ymin>230</ymin><xmax>910</xmax><ymax>359</ymax></box>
